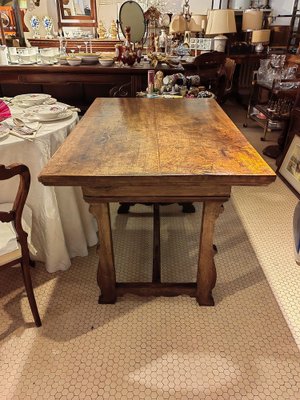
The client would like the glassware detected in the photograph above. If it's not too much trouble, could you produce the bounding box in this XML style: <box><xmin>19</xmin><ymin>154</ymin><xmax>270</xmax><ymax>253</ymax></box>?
<box><xmin>115</xmin><ymin>44</ymin><xmax>123</xmax><ymax>66</ymax></box>
<box><xmin>257</xmin><ymin>59</ymin><xmax>271</xmax><ymax>85</ymax></box>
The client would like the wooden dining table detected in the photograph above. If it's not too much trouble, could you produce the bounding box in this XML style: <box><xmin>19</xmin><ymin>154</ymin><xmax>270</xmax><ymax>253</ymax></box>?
<box><xmin>38</xmin><ymin>98</ymin><xmax>276</xmax><ymax>306</ymax></box>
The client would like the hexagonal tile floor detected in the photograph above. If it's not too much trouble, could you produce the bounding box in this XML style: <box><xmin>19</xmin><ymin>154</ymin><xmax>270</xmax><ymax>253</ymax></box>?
<box><xmin>1</xmin><ymin>197</ymin><xmax>300</xmax><ymax>399</ymax></box>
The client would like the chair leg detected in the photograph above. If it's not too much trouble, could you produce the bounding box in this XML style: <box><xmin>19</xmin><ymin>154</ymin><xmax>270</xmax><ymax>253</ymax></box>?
<box><xmin>179</xmin><ymin>203</ymin><xmax>196</xmax><ymax>213</ymax></box>
<box><xmin>21</xmin><ymin>261</ymin><xmax>42</xmax><ymax>327</ymax></box>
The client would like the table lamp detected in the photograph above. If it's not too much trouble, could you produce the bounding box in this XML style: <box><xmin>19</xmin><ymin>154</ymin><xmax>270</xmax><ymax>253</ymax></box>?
<box><xmin>189</xmin><ymin>14</ymin><xmax>207</xmax><ymax>37</ymax></box>
<box><xmin>242</xmin><ymin>9</ymin><xmax>263</xmax><ymax>32</ymax></box>
<box><xmin>169</xmin><ymin>14</ymin><xmax>187</xmax><ymax>34</ymax></box>
<box><xmin>206</xmin><ymin>9</ymin><xmax>237</xmax><ymax>52</ymax></box>
<box><xmin>251</xmin><ymin>29</ymin><xmax>270</xmax><ymax>53</ymax></box>
<box><xmin>242</xmin><ymin>9</ymin><xmax>263</xmax><ymax>43</ymax></box>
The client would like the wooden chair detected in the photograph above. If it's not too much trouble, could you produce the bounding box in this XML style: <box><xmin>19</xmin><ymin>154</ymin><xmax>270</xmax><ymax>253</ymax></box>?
<box><xmin>0</xmin><ymin>164</ymin><xmax>41</xmax><ymax>327</ymax></box>
<box><xmin>190</xmin><ymin>51</ymin><xmax>227</xmax><ymax>101</ymax></box>
<box><xmin>221</xmin><ymin>58</ymin><xmax>236</xmax><ymax>103</ymax></box>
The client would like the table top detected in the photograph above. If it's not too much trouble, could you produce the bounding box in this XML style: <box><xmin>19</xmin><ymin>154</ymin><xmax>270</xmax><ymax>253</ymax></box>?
<box><xmin>39</xmin><ymin>98</ymin><xmax>275</xmax><ymax>188</ymax></box>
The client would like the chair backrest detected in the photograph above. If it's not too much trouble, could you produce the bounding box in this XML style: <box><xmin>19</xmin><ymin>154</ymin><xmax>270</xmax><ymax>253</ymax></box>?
<box><xmin>224</xmin><ymin>58</ymin><xmax>236</xmax><ymax>92</ymax></box>
<box><xmin>0</xmin><ymin>164</ymin><xmax>30</xmax><ymax>255</ymax></box>
<box><xmin>193</xmin><ymin>51</ymin><xmax>226</xmax><ymax>74</ymax></box>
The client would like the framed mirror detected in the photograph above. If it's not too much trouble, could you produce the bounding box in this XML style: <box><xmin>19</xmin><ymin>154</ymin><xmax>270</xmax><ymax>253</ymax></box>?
<box><xmin>57</xmin><ymin>0</ymin><xmax>97</xmax><ymax>27</ymax></box>
<box><xmin>119</xmin><ymin>0</ymin><xmax>146</xmax><ymax>43</ymax></box>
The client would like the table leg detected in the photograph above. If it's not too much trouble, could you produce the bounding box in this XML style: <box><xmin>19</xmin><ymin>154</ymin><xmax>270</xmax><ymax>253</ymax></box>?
<box><xmin>89</xmin><ymin>203</ymin><xmax>116</xmax><ymax>304</ymax></box>
<box><xmin>196</xmin><ymin>200</ymin><xmax>224</xmax><ymax>306</ymax></box>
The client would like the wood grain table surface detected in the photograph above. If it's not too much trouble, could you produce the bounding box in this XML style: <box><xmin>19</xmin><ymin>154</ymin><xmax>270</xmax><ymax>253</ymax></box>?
<box><xmin>39</xmin><ymin>98</ymin><xmax>276</xmax><ymax>306</ymax></box>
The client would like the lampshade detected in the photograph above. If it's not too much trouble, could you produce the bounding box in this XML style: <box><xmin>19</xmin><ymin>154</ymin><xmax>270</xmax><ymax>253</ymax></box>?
<box><xmin>188</xmin><ymin>14</ymin><xmax>207</xmax><ymax>33</ymax></box>
<box><xmin>205</xmin><ymin>9</ymin><xmax>237</xmax><ymax>35</ymax></box>
<box><xmin>251</xmin><ymin>29</ymin><xmax>270</xmax><ymax>44</ymax></box>
<box><xmin>169</xmin><ymin>15</ymin><xmax>187</xmax><ymax>34</ymax></box>
<box><xmin>242</xmin><ymin>9</ymin><xmax>263</xmax><ymax>31</ymax></box>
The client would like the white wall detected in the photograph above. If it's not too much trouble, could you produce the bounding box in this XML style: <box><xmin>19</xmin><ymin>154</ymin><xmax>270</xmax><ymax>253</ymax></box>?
<box><xmin>23</xmin><ymin>0</ymin><xmax>294</xmax><ymax>39</ymax></box>
<box><xmin>96</xmin><ymin>0</ymin><xmax>213</xmax><ymax>31</ymax></box>
<box><xmin>270</xmin><ymin>0</ymin><xmax>293</xmax><ymax>25</ymax></box>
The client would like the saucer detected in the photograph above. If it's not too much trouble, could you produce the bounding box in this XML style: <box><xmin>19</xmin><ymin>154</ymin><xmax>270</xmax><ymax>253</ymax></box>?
<box><xmin>23</xmin><ymin>109</ymin><xmax>73</xmax><ymax>122</ymax></box>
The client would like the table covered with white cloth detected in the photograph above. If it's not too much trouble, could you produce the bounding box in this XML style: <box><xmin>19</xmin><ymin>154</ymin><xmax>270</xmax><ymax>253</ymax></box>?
<box><xmin>0</xmin><ymin>102</ymin><xmax>97</xmax><ymax>272</ymax></box>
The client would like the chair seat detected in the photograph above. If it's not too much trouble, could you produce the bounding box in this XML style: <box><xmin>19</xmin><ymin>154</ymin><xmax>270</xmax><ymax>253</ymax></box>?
<box><xmin>0</xmin><ymin>203</ymin><xmax>36</xmax><ymax>257</ymax></box>
<box><xmin>0</xmin><ymin>248</ymin><xmax>21</xmax><ymax>267</ymax></box>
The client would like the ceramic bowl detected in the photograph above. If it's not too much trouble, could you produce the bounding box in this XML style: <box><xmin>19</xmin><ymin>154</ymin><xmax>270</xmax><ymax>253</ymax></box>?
<box><xmin>79</xmin><ymin>53</ymin><xmax>99</xmax><ymax>64</ymax></box>
<box><xmin>13</xmin><ymin>93</ymin><xmax>51</xmax><ymax>106</ymax></box>
<box><xmin>34</xmin><ymin>105</ymin><xmax>66</xmax><ymax>119</ymax></box>
<box><xmin>59</xmin><ymin>57</ymin><xmax>68</xmax><ymax>65</ymax></box>
<box><xmin>99</xmin><ymin>58</ymin><xmax>114</xmax><ymax>67</ymax></box>
<box><xmin>67</xmin><ymin>57</ymin><xmax>82</xmax><ymax>66</ymax></box>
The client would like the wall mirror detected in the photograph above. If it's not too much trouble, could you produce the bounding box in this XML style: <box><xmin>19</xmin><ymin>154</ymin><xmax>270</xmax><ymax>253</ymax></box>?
<box><xmin>57</xmin><ymin>0</ymin><xmax>97</xmax><ymax>27</ymax></box>
<box><xmin>119</xmin><ymin>0</ymin><xmax>146</xmax><ymax>43</ymax></box>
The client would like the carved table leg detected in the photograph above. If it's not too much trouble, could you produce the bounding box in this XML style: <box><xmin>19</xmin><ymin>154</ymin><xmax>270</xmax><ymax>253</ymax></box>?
<box><xmin>196</xmin><ymin>200</ymin><xmax>224</xmax><ymax>306</ymax></box>
<box><xmin>89</xmin><ymin>203</ymin><xmax>116</xmax><ymax>304</ymax></box>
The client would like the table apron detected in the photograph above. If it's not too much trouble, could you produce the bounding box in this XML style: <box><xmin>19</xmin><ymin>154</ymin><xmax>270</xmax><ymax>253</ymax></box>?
<box><xmin>82</xmin><ymin>184</ymin><xmax>231</xmax><ymax>203</ymax></box>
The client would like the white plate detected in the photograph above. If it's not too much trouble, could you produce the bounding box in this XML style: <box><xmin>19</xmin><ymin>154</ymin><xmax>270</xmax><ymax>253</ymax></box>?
<box><xmin>25</xmin><ymin>104</ymin><xmax>67</xmax><ymax>118</ymax></box>
<box><xmin>14</xmin><ymin>93</ymin><xmax>52</xmax><ymax>105</ymax></box>
<box><xmin>0</xmin><ymin>124</ymin><xmax>10</xmax><ymax>140</ymax></box>
<box><xmin>12</xmin><ymin>98</ymin><xmax>57</xmax><ymax>108</ymax></box>
<box><xmin>23</xmin><ymin>109</ymin><xmax>73</xmax><ymax>122</ymax></box>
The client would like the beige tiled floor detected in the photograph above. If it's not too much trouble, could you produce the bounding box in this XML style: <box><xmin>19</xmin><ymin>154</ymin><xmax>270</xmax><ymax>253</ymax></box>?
<box><xmin>1</xmin><ymin>102</ymin><xmax>300</xmax><ymax>399</ymax></box>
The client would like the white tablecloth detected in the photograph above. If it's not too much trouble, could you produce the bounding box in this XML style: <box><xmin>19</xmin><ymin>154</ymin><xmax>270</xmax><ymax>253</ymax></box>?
<box><xmin>0</xmin><ymin>103</ymin><xmax>98</xmax><ymax>272</ymax></box>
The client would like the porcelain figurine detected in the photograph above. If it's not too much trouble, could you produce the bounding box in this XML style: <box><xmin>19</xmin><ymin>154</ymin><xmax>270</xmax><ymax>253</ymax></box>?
<box><xmin>109</xmin><ymin>20</ymin><xmax>118</xmax><ymax>40</ymax></box>
<box><xmin>97</xmin><ymin>21</ymin><xmax>107</xmax><ymax>39</ymax></box>
<box><xmin>154</xmin><ymin>71</ymin><xmax>164</xmax><ymax>91</ymax></box>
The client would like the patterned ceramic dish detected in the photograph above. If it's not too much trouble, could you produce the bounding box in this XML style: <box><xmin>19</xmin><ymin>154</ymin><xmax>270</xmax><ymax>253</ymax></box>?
<box><xmin>78</xmin><ymin>53</ymin><xmax>99</xmax><ymax>64</ymax></box>
<box><xmin>67</xmin><ymin>57</ymin><xmax>82</xmax><ymax>66</ymax></box>
<box><xmin>99</xmin><ymin>59</ymin><xmax>114</xmax><ymax>67</ymax></box>
<box><xmin>13</xmin><ymin>93</ymin><xmax>51</xmax><ymax>105</ymax></box>
<box><xmin>26</xmin><ymin>105</ymin><xmax>67</xmax><ymax>119</ymax></box>
<box><xmin>24</xmin><ymin>109</ymin><xmax>73</xmax><ymax>122</ymax></box>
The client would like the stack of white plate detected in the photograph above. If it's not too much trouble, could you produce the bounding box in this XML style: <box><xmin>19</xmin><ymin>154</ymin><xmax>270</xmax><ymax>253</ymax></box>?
<box><xmin>23</xmin><ymin>104</ymin><xmax>73</xmax><ymax>122</ymax></box>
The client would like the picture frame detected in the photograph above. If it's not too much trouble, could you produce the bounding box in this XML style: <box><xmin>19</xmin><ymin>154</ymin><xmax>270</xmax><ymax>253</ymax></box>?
<box><xmin>278</xmin><ymin>133</ymin><xmax>300</xmax><ymax>198</ymax></box>
<box><xmin>189</xmin><ymin>38</ymin><xmax>214</xmax><ymax>51</ymax></box>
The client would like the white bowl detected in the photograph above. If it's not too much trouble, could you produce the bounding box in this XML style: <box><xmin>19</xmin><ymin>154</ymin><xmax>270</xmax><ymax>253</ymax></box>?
<box><xmin>99</xmin><ymin>59</ymin><xmax>114</xmax><ymax>67</ymax></box>
<box><xmin>80</xmin><ymin>54</ymin><xmax>99</xmax><ymax>64</ymax></box>
<box><xmin>67</xmin><ymin>58</ymin><xmax>82</xmax><ymax>66</ymax></box>
<box><xmin>14</xmin><ymin>93</ymin><xmax>51</xmax><ymax>105</ymax></box>
<box><xmin>30</xmin><ymin>105</ymin><xmax>66</xmax><ymax>119</ymax></box>
<box><xmin>59</xmin><ymin>57</ymin><xmax>68</xmax><ymax>65</ymax></box>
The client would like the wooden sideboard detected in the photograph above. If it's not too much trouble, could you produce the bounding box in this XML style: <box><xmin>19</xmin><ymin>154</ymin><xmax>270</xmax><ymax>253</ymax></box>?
<box><xmin>27</xmin><ymin>39</ymin><xmax>121</xmax><ymax>53</ymax></box>
<box><xmin>0</xmin><ymin>64</ymin><xmax>183</xmax><ymax>110</ymax></box>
